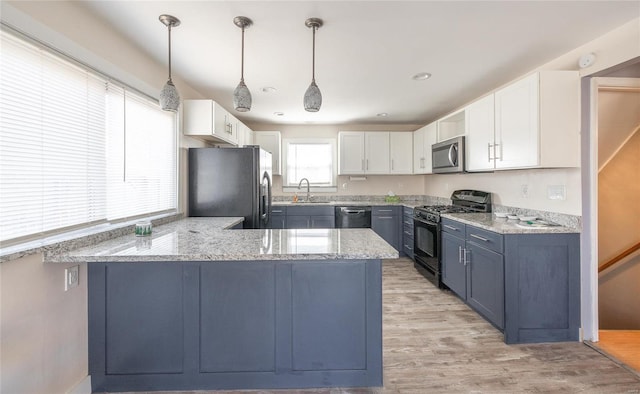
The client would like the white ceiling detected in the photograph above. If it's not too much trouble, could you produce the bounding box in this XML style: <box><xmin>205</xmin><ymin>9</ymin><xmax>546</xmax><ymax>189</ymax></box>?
<box><xmin>77</xmin><ymin>1</ymin><xmax>639</xmax><ymax>126</ymax></box>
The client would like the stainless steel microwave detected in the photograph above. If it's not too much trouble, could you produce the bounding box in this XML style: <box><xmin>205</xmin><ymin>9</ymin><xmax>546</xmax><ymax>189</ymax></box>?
<box><xmin>432</xmin><ymin>136</ymin><xmax>465</xmax><ymax>174</ymax></box>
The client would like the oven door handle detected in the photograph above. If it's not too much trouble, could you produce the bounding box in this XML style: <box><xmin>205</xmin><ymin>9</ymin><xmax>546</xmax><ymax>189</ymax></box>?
<box><xmin>413</xmin><ymin>217</ymin><xmax>437</xmax><ymax>226</ymax></box>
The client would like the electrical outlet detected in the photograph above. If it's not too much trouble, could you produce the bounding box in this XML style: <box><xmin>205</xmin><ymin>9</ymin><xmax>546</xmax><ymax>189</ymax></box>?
<box><xmin>520</xmin><ymin>184</ymin><xmax>529</xmax><ymax>198</ymax></box>
<box><xmin>547</xmin><ymin>185</ymin><xmax>566</xmax><ymax>200</ymax></box>
<box><xmin>65</xmin><ymin>265</ymin><xmax>79</xmax><ymax>291</ymax></box>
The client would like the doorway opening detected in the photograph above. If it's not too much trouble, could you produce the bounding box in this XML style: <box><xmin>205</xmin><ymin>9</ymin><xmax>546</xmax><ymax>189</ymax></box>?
<box><xmin>582</xmin><ymin>59</ymin><xmax>640</xmax><ymax>375</ymax></box>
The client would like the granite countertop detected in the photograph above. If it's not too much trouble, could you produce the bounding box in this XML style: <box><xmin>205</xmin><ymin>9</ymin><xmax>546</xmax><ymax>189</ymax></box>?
<box><xmin>442</xmin><ymin>213</ymin><xmax>580</xmax><ymax>234</ymax></box>
<box><xmin>43</xmin><ymin>217</ymin><xmax>399</xmax><ymax>263</ymax></box>
<box><xmin>273</xmin><ymin>201</ymin><xmax>423</xmax><ymax>208</ymax></box>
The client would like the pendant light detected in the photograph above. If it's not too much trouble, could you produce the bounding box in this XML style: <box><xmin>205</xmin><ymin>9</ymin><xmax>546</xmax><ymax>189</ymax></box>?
<box><xmin>303</xmin><ymin>18</ymin><xmax>323</xmax><ymax>112</ymax></box>
<box><xmin>233</xmin><ymin>16</ymin><xmax>253</xmax><ymax>112</ymax></box>
<box><xmin>159</xmin><ymin>14</ymin><xmax>181</xmax><ymax>112</ymax></box>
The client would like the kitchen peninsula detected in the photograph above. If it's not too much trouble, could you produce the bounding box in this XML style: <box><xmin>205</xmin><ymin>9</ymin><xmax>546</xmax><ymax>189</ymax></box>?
<box><xmin>46</xmin><ymin>217</ymin><xmax>398</xmax><ymax>392</ymax></box>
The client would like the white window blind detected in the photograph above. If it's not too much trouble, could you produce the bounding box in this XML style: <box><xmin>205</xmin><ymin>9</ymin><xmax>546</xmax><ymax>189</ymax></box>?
<box><xmin>0</xmin><ymin>31</ymin><xmax>106</xmax><ymax>242</ymax></box>
<box><xmin>106</xmin><ymin>84</ymin><xmax>177</xmax><ymax>220</ymax></box>
<box><xmin>285</xmin><ymin>140</ymin><xmax>335</xmax><ymax>187</ymax></box>
<box><xmin>0</xmin><ymin>29</ymin><xmax>177</xmax><ymax>244</ymax></box>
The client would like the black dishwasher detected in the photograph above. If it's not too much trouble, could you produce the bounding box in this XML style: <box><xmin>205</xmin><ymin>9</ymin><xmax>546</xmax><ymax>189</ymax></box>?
<box><xmin>335</xmin><ymin>206</ymin><xmax>372</xmax><ymax>228</ymax></box>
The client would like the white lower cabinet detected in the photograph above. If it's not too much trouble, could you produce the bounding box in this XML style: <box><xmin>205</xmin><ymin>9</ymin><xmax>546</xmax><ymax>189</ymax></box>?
<box><xmin>413</xmin><ymin>122</ymin><xmax>437</xmax><ymax>174</ymax></box>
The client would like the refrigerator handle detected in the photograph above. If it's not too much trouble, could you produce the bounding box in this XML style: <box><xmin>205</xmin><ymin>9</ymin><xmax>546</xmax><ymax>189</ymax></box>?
<box><xmin>261</xmin><ymin>171</ymin><xmax>272</xmax><ymax>226</ymax></box>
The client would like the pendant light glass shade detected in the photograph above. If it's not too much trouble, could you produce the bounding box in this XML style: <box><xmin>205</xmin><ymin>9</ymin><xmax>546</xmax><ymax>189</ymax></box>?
<box><xmin>160</xmin><ymin>80</ymin><xmax>180</xmax><ymax>112</ymax></box>
<box><xmin>304</xmin><ymin>18</ymin><xmax>323</xmax><ymax>112</ymax></box>
<box><xmin>159</xmin><ymin>14</ymin><xmax>181</xmax><ymax>112</ymax></box>
<box><xmin>304</xmin><ymin>81</ymin><xmax>322</xmax><ymax>112</ymax></box>
<box><xmin>233</xmin><ymin>16</ymin><xmax>253</xmax><ymax>112</ymax></box>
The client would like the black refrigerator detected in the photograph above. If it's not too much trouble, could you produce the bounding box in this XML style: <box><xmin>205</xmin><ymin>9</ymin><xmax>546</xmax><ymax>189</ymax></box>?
<box><xmin>188</xmin><ymin>146</ymin><xmax>272</xmax><ymax>229</ymax></box>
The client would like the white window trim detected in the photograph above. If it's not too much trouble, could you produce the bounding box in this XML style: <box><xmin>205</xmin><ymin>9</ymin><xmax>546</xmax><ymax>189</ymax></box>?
<box><xmin>282</xmin><ymin>137</ymin><xmax>338</xmax><ymax>193</ymax></box>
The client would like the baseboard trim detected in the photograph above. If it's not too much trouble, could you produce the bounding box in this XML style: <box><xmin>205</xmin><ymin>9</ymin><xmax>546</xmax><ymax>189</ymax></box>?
<box><xmin>67</xmin><ymin>375</ymin><xmax>91</xmax><ymax>394</ymax></box>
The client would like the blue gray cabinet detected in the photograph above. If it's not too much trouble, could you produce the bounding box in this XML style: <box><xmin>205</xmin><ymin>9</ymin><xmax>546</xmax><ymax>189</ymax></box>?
<box><xmin>503</xmin><ymin>233</ymin><xmax>580</xmax><ymax>344</ymax></box>
<box><xmin>441</xmin><ymin>217</ymin><xmax>579</xmax><ymax>344</ymax></box>
<box><xmin>269</xmin><ymin>206</ymin><xmax>286</xmax><ymax>229</ymax></box>
<box><xmin>401</xmin><ymin>207</ymin><xmax>414</xmax><ymax>259</ymax></box>
<box><xmin>371</xmin><ymin>206</ymin><xmax>401</xmax><ymax>251</ymax></box>
<box><xmin>88</xmin><ymin>259</ymin><xmax>382</xmax><ymax>391</ymax></box>
<box><xmin>285</xmin><ymin>205</ymin><xmax>335</xmax><ymax>229</ymax></box>
<box><xmin>441</xmin><ymin>229</ymin><xmax>467</xmax><ymax>298</ymax></box>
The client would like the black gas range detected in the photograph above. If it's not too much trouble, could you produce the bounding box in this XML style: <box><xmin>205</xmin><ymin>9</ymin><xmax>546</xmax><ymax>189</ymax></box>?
<box><xmin>413</xmin><ymin>190</ymin><xmax>491</xmax><ymax>288</ymax></box>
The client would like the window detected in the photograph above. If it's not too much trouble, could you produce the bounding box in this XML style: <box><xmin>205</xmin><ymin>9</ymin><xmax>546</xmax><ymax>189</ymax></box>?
<box><xmin>0</xmin><ymin>29</ymin><xmax>177</xmax><ymax>244</ymax></box>
<box><xmin>283</xmin><ymin>139</ymin><xmax>336</xmax><ymax>189</ymax></box>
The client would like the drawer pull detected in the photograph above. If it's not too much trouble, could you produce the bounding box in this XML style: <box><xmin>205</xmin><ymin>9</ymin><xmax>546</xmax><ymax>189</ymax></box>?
<box><xmin>404</xmin><ymin>231</ymin><xmax>412</xmax><ymax>235</ymax></box>
<box><xmin>272</xmin><ymin>210</ymin><xmax>283</xmax><ymax>213</ymax></box>
<box><xmin>377</xmin><ymin>209</ymin><xmax>393</xmax><ymax>212</ymax></box>
<box><xmin>377</xmin><ymin>216</ymin><xmax>393</xmax><ymax>219</ymax></box>
<box><xmin>444</xmin><ymin>224</ymin><xmax>459</xmax><ymax>231</ymax></box>
<box><xmin>470</xmin><ymin>233</ymin><xmax>490</xmax><ymax>242</ymax></box>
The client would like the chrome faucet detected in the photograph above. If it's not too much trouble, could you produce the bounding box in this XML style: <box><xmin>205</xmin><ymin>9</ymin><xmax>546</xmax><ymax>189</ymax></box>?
<box><xmin>298</xmin><ymin>178</ymin><xmax>311</xmax><ymax>202</ymax></box>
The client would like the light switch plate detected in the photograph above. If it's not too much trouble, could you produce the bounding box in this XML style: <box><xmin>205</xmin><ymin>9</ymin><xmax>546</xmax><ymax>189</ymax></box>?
<box><xmin>547</xmin><ymin>185</ymin><xmax>566</xmax><ymax>200</ymax></box>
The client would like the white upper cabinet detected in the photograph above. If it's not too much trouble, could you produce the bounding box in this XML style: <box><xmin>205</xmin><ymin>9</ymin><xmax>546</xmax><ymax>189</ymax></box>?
<box><xmin>389</xmin><ymin>132</ymin><xmax>413</xmax><ymax>174</ymax></box>
<box><xmin>465</xmin><ymin>95</ymin><xmax>495</xmax><ymax>171</ymax></box>
<box><xmin>183</xmin><ymin>99</ymin><xmax>238</xmax><ymax>145</ymax></box>
<box><xmin>253</xmin><ymin>131</ymin><xmax>282</xmax><ymax>175</ymax></box>
<box><xmin>463</xmin><ymin>71</ymin><xmax>579</xmax><ymax>171</ymax></box>
<box><xmin>413</xmin><ymin>122</ymin><xmax>437</xmax><ymax>174</ymax></box>
<box><xmin>338</xmin><ymin>131</ymin><xmax>410</xmax><ymax>175</ymax></box>
<box><xmin>236</xmin><ymin>122</ymin><xmax>253</xmax><ymax>147</ymax></box>
<box><xmin>365</xmin><ymin>132</ymin><xmax>390</xmax><ymax>174</ymax></box>
<box><xmin>493</xmin><ymin>71</ymin><xmax>579</xmax><ymax>170</ymax></box>
<box><xmin>437</xmin><ymin>109</ymin><xmax>466</xmax><ymax>142</ymax></box>
<box><xmin>338</xmin><ymin>132</ymin><xmax>366</xmax><ymax>174</ymax></box>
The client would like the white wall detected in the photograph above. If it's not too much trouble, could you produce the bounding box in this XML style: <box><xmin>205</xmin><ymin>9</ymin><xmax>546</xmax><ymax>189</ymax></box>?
<box><xmin>0</xmin><ymin>2</ymin><xmax>208</xmax><ymax>393</ymax></box>
<box><xmin>424</xmin><ymin>168</ymin><xmax>582</xmax><ymax>215</ymax></box>
<box><xmin>1</xmin><ymin>255</ymin><xmax>88</xmax><ymax>393</ymax></box>
<box><xmin>249</xmin><ymin>124</ymin><xmax>426</xmax><ymax>197</ymax></box>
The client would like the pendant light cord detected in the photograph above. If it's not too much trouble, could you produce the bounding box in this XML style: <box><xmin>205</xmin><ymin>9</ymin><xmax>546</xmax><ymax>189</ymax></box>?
<box><xmin>167</xmin><ymin>24</ymin><xmax>172</xmax><ymax>82</ymax></box>
<box><xmin>240</xmin><ymin>26</ymin><xmax>245</xmax><ymax>82</ymax></box>
<box><xmin>311</xmin><ymin>26</ymin><xmax>316</xmax><ymax>83</ymax></box>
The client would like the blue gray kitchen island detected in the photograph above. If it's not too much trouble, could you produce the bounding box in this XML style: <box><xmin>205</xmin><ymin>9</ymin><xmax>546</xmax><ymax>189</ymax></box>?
<box><xmin>45</xmin><ymin>217</ymin><xmax>398</xmax><ymax>392</ymax></box>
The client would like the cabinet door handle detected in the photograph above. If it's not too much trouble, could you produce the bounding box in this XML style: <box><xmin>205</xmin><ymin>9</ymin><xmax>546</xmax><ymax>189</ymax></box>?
<box><xmin>404</xmin><ymin>231</ymin><xmax>412</xmax><ymax>235</ymax></box>
<box><xmin>421</xmin><ymin>157</ymin><xmax>425</xmax><ymax>168</ymax></box>
<box><xmin>366</xmin><ymin>159</ymin><xmax>369</xmax><ymax>170</ymax></box>
<box><xmin>404</xmin><ymin>220</ymin><xmax>412</xmax><ymax>225</ymax></box>
<box><xmin>391</xmin><ymin>159</ymin><xmax>394</xmax><ymax>171</ymax></box>
<box><xmin>470</xmin><ymin>233</ymin><xmax>490</xmax><ymax>242</ymax></box>
<box><xmin>404</xmin><ymin>244</ymin><xmax>413</xmax><ymax>250</ymax></box>
<box><xmin>444</xmin><ymin>224</ymin><xmax>459</xmax><ymax>231</ymax></box>
<box><xmin>463</xmin><ymin>248</ymin><xmax>469</xmax><ymax>266</ymax></box>
<box><xmin>495</xmin><ymin>142</ymin><xmax>502</xmax><ymax>161</ymax></box>
<box><xmin>488</xmin><ymin>143</ymin><xmax>493</xmax><ymax>162</ymax></box>
<box><xmin>458</xmin><ymin>246</ymin><xmax>463</xmax><ymax>263</ymax></box>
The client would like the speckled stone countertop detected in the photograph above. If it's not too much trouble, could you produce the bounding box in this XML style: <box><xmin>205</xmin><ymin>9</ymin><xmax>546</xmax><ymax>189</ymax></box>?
<box><xmin>442</xmin><ymin>213</ymin><xmax>580</xmax><ymax>234</ymax></box>
<box><xmin>43</xmin><ymin>217</ymin><xmax>399</xmax><ymax>263</ymax></box>
<box><xmin>273</xmin><ymin>201</ymin><xmax>424</xmax><ymax>208</ymax></box>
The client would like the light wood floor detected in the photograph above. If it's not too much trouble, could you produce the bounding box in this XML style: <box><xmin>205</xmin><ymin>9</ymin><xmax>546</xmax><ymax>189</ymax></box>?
<box><xmin>110</xmin><ymin>258</ymin><xmax>640</xmax><ymax>394</ymax></box>
<box><xmin>589</xmin><ymin>330</ymin><xmax>640</xmax><ymax>376</ymax></box>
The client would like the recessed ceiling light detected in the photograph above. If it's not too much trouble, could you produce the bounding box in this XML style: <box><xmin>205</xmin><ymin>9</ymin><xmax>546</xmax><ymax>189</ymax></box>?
<box><xmin>377</xmin><ymin>112</ymin><xmax>388</xmax><ymax>117</ymax></box>
<box><xmin>262</xmin><ymin>87</ymin><xmax>277</xmax><ymax>93</ymax></box>
<box><xmin>273</xmin><ymin>112</ymin><xmax>284</xmax><ymax>116</ymax></box>
<box><xmin>412</xmin><ymin>72</ymin><xmax>432</xmax><ymax>81</ymax></box>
